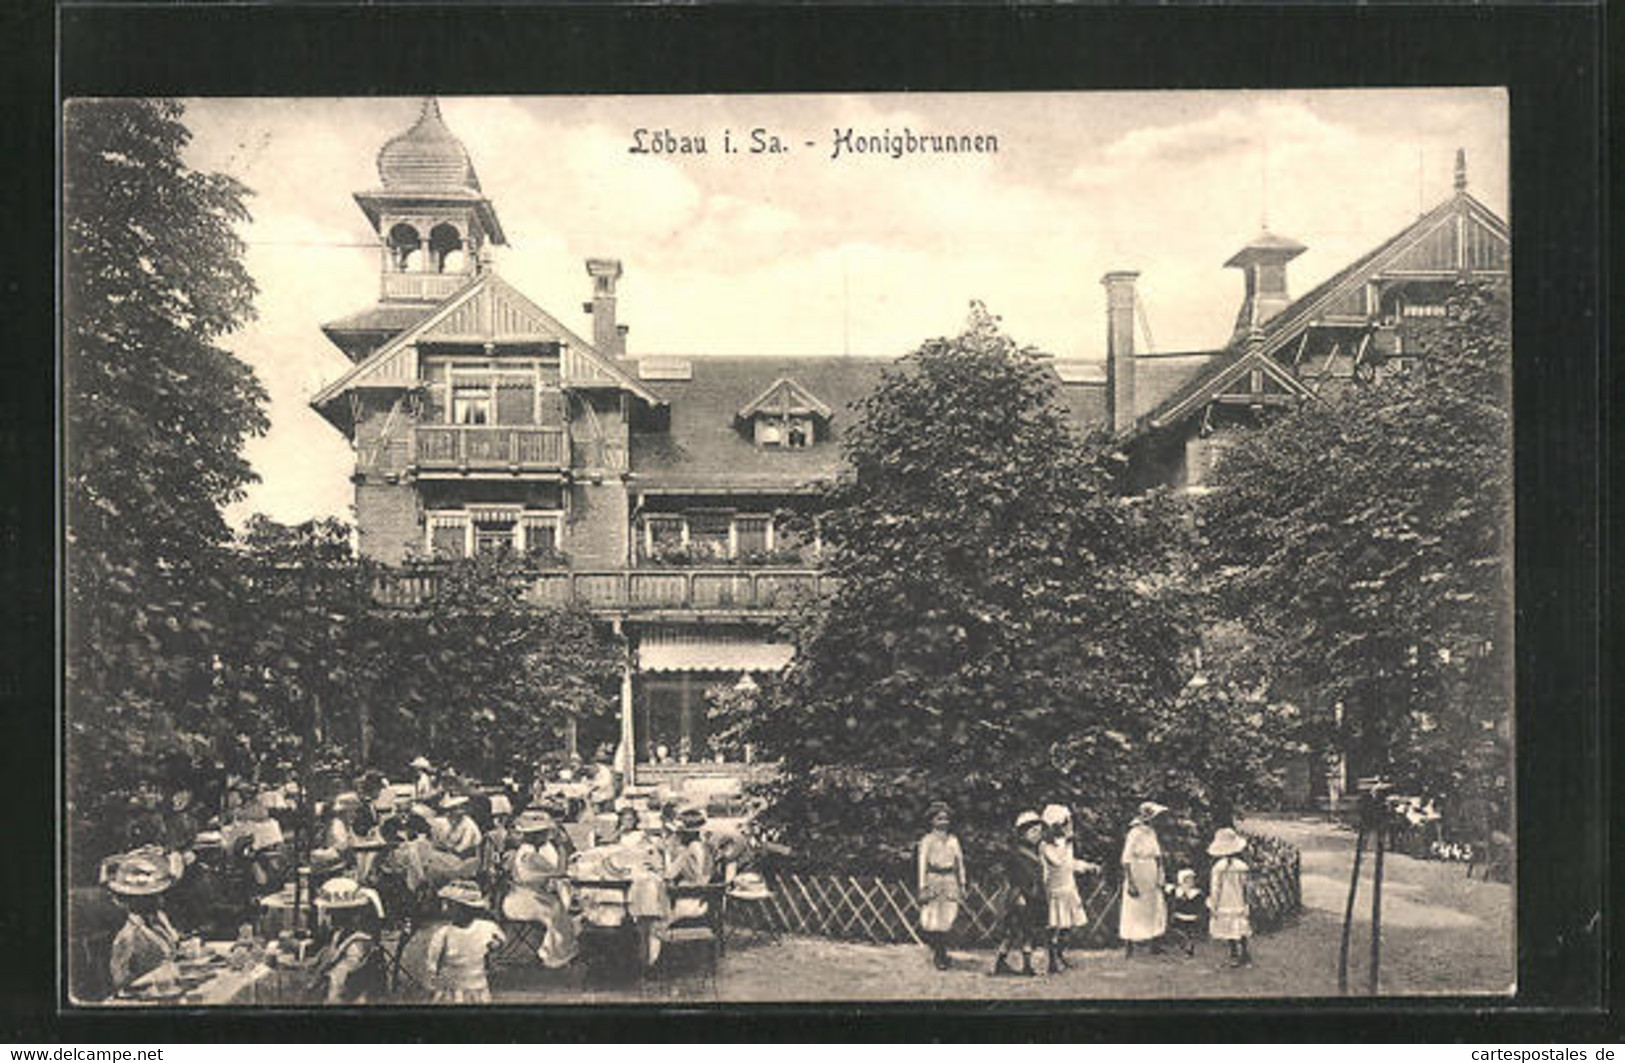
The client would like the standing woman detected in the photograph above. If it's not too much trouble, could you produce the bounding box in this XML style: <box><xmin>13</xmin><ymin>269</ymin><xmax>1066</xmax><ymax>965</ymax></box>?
<box><xmin>916</xmin><ymin>801</ymin><xmax>965</xmax><ymax>971</ymax></box>
<box><xmin>1119</xmin><ymin>801</ymin><xmax>1169</xmax><ymax>957</ymax></box>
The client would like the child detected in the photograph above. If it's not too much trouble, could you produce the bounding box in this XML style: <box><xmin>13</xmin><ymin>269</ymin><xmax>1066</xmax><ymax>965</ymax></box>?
<box><xmin>916</xmin><ymin>801</ymin><xmax>966</xmax><ymax>971</ymax></box>
<box><xmin>424</xmin><ymin>880</ymin><xmax>506</xmax><ymax>1003</ymax></box>
<box><xmin>1039</xmin><ymin>804</ymin><xmax>1100</xmax><ymax>974</ymax></box>
<box><xmin>1166</xmin><ymin>867</ymin><xmax>1204</xmax><ymax>956</ymax></box>
<box><xmin>1206</xmin><ymin>827</ymin><xmax>1252</xmax><ymax>967</ymax></box>
<box><xmin>992</xmin><ymin>811</ymin><xmax>1047</xmax><ymax>978</ymax></box>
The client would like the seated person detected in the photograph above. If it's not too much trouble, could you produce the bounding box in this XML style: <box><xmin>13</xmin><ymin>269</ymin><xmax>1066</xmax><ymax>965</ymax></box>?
<box><xmin>309</xmin><ymin>878</ymin><xmax>387</xmax><ymax>1004</ymax></box>
<box><xmin>500</xmin><ymin>810</ymin><xmax>578</xmax><ymax>968</ymax></box>
<box><xmin>101</xmin><ymin>847</ymin><xmax>183</xmax><ymax>995</ymax></box>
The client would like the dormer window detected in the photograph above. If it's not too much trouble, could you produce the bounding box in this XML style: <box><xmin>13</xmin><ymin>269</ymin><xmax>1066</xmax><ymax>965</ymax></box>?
<box><xmin>737</xmin><ymin>377</ymin><xmax>833</xmax><ymax>450</ymax></box>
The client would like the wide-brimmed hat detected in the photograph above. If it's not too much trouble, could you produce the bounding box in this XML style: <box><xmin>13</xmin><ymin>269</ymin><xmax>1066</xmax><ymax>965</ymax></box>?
<box><xmin>1014</xmin><ymin>810</ymin><xmax>1043</xmax><ymax>832</ymax></box>
<box><xmin>103</xmin><ymin>850</ymin><xmax>179</xmax><ymax>896</ymax></box>
<box><xmin>727</xmin><ymin>872</ymin><xmax>771</xmax><ymax>901</ymax></box>
<box><xmin>1207</xmin><ymin>827</ymin><xmax>1247</xmax><ymax>858</ymax></box>
<box><xmin>438</xmin><ymin>880</ymin><xmax>488</xmax><ymax>910</ymax></box>
<box><xmin>410</xmin><ymin>756</ymin><xmax>432</xmax><ymax>771</ymax></box>
<box><xmin>512</xmin><ymin>809</ymin><xmax>556</xmax><ymax>835</ymax></box>
<box><xmin>1041</xmin><ymin>804</ymin><xmax>1072</xmax><ymax>827</ymax></box>
<box><xmin>314</xmin><ymin>877</ymin><xmax>385</xmax><ymax>920</ymax></box>
<box><xmin>1135</xmin><ymin>801</ymin><xmax>1169</xmax><ymax>823</ymax></box>
<box><xmin>307</xmin><ymin>847</ymin><xmax>346</xmax><ymax>876</ymax></box>
<box><xmin>677</xmin><ymin>807</ymin><xmax>707</xmax><ymax>832</ymax></box>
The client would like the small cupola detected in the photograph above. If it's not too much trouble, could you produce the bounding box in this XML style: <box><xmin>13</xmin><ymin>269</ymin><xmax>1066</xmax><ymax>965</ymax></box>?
<box><xmin>1225</xmin><ymin>228</ymin><xmax>1306</xmax><ymax>341</ymax></box>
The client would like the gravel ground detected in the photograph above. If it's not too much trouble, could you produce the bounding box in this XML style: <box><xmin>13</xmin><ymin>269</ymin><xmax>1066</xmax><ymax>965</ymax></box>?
<box><xmin>471</xmin><ymin>816</ymin><xmax>1513</xmax><ymax>1003</ymax></box>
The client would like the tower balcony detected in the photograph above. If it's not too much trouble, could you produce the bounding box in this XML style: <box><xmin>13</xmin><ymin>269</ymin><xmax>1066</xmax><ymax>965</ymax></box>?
<box><xmin>412</xmin><ymin>424</ymin><xmax>569</xmax><ymax>476</ymax></box>
<box><xmin>382</xmin><ymin>271</ymin><xmax>469</xmax><ymax>302</ymax></box>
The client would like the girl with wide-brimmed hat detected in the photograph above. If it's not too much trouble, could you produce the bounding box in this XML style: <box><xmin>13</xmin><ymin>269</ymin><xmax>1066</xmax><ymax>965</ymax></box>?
<box><xmin>424</xmin><ymin>880</ymin><xmax>506</xmax><ymax>1003</ymax></box>
<box><xmin>1040</xmin><ymin>803</ymin><xmax>1102</xmax><ymax>974</ymax></box>
<box><xmin>916</xmin><ymin>801</ymin><xmax>965</xmax><ymax>971</ymax></box>
<box><xmin>310</xmin><ymin>877</ymin><xmax>387</xmax><ymax>1003</ymax></box>
<box><xmin>1206</xmin><ymin>826</ymin><xmax>1253</xmax><ymax>967</ymax></box>
<box><xmin>992</xmin><ymin>811</ymin><xmax>1048</xmax><ymax>977</ymax></box>
<box><xmin>102</xmin><ymin>847</ymin><xmax>184</xmax><ymax>995</ymax></box>
<box><xmin>1119</xmin><ymin>801</ymin><xmax>1170</xmax><ymax>957</ymax></box>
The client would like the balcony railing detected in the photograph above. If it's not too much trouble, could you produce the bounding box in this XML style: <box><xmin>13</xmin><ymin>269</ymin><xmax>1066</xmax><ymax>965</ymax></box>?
<box><xmin>373</xmin><ymin>566</ymin><xmax>832</xmax><ymax>614</ymax></box>
<box><xmin>381</xmin><ymin>271</ymin><xmax>468</xmax><ymax>302</ymax></box>
<box><xmin>412</xmin><ymin>425</ymin><xmax>568</xmax><ymax>473</ymax></box>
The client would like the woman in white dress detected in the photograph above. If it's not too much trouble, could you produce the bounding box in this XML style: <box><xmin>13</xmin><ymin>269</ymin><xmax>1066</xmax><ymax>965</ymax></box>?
<box><xmin>915</xmin><ymin>801</ymin><xmax>965</xmax><ymax>971</ymax></box>
<box><xmin>1118</xmin><ymin>801</ymin><xmax>1169</xmax><ymax>957</ymax></box>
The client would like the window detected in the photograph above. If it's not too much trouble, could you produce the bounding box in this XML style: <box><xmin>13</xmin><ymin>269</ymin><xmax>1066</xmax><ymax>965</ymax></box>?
<box><xmin>430</xmin><ymin>517</ymin><xmax>467</xmax><ymax>559</ymax></box>
<box><xmin>522</xmin><ymin>515</ymin><xmax>560</xmax><ymax>556</ymax></box>
<box><xmin>453</xmin><ymin>386</ymin><xmax>490</xmax><ymax>425</ymax></box>
<box><xmin>688</xmin><ymin>512</ymin><xmax>732</xmax><ymax>561</ymax></box>
<box><xmin>474</xmin><ymin>519</ymin><xmax>516</xmax><ymax>556</ymax></box>
<box><xmin>736</xmin><ymin>515</ymin><xmax>771</xmax><ymax>555</ymax></box>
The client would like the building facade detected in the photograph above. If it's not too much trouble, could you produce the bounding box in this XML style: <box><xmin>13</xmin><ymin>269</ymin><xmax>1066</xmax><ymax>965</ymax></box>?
<box><xmin>311</xmin><ymin>102</ymin><xmax>1508</xmax><ymax>787</ymax></box>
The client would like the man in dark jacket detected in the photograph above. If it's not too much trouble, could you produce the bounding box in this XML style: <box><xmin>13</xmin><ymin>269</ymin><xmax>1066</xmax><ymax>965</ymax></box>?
<box><xmin>992</xmin><ymin>810</ymin><xmax>1048</xmax><ymax>977</ymax></box>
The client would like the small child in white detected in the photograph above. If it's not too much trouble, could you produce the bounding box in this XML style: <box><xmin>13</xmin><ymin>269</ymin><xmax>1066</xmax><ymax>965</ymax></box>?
<box><xmin>1206</xmin><ymin>827</ymin><xmax>1252</xmax><ymax>967</ymax></box>
<box><xmin>1165</xmin><ymin>867</ymin><xmax>1204</xmax><ymax>956</ymax></box>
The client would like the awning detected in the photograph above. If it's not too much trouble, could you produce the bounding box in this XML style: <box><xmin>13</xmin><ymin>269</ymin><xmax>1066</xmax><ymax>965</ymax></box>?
<box><xmin>637</xmin><ymin>628</ymin><xmax>794</xmax><ymax>673</ymax></box>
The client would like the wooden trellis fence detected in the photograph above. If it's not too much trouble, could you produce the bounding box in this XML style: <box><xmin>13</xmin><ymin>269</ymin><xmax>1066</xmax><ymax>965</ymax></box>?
<box><xmin>732</xmin><ymin>832</ymin><xmax>1301</xmax><ymax>948</ymax></box>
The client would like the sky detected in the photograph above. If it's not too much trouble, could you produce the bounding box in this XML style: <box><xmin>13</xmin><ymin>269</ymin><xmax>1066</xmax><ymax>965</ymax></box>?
<box><xmin>173</xmin><ymin>90</ymin><xmax>1508</xmax><ymax>526</ymax></box>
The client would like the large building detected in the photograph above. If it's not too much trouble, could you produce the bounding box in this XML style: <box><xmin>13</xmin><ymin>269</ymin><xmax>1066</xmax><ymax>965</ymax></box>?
<box><xmin>310</xmin><ymin>100</ymin><xmax>1508</xmax><ymax>787</ymax></box>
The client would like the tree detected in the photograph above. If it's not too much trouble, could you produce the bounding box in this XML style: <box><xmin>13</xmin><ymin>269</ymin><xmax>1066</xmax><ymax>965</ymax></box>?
<box><xmin>62</xmin><ymin>99</ymin><xmax>268</xmax><ymax>866</ymax></box>
<box><xmin>1199</xmin><ymin>281</ymin><xmax>1513</xmax><ymax>826</ymax></box>
<box><xmin>746</xmin><ymin>305</ymin><xmax>1194</xmax><ymax>870</ymax></box>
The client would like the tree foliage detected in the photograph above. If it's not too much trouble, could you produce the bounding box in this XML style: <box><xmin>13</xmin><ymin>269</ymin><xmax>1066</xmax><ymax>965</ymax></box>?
<box><xmin>745</xmin><ymin>305</ymin><xmax>1198</xmax><ymax>870</ymax></box>
<box><xmin>1199</xmin><ymin>281</ymin><xmax>1513</xmax><ymax>822</ymax></box>
<box><xmin>63</xmin><ymin>99</ymin><xmax>269</xmax><ymax>860</ymax></box>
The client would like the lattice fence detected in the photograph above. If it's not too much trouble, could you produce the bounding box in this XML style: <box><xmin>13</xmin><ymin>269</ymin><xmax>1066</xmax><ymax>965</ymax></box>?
<box><xmin>733</xmin><ymin>831</ymin><xmax>1300</xmax><ymax>948</ymax></box>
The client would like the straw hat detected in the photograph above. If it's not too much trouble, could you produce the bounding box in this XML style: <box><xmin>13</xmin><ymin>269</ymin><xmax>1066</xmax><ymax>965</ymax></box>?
<box><xmin>1207</xmin><ymin>827</ymin><xmax>1246</xmax><ymax>858</ymax></box>
<box><xmin>727</xmin><ymin>872</ymin><xmax>772</xmax><ymax>901</ymax></box>
<box><xmin>1041</xmin><ymin>804</ymin><xmax>1072</xmax><ymax>827</ymax></box>
<box><xmin>512</xmin><ymin>809</ymin><xmax>556</xmax><ymax>835</ymax></box>
<box><xmin>1014</xmin><ymin>810</ymin><xmax>1043</xmax><ymax>832</ymax></box>
<box><xmin>103</xmin><ymin>850</ymin><xmax>179</xmax><ymax>896</ymax></box>
<box><xmin>315</xmin><ymin>877</ymin><xmax>385</xmax><ymax>919</ymax></box>
<box><xmin>438</xmin><ymin>880</ymin><xmax>488</xmax><ymax>910</ymax></box>
<box><xmin>1135</xmin><ymin>801</ymin><xmax>1168</xmax><ymax>823</ymax></box>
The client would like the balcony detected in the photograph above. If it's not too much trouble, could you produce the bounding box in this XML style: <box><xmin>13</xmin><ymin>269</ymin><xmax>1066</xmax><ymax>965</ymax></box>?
<box><xmin>412</xmin><ymin>425</ymin><xmax>568</xmax><ymax>476</ymax></box>
<box><xmin>373</xmin><ymin>566</ymin><xmax>832</xmax><ymax>616</ymax></box>
<box><xmin>381</xmin><ymin>271</ymin><xmax>468</xmax><ymax>302</ymax></box>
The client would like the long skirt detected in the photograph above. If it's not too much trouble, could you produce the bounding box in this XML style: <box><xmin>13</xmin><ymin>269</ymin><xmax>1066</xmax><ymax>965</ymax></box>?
<box><xmin>501</xmin><ymin>886</ymin><xmax>580</xmax><ymax>968</ymax></box>
<box><xmin>1118</xmin><ymin>861</ymin><xmax>1167</xmax><ymax>942</ymax></box>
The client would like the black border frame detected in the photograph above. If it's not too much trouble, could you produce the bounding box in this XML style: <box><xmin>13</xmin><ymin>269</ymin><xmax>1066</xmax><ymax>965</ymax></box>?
<box><xmin>4</xmin><ymin>0</ymin><xmax>1610</xmax><ymax>1042</ymax></box>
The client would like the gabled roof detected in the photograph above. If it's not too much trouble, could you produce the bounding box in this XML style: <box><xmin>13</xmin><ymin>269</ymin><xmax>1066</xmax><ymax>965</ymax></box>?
<box><xmin>736</xmin><ymin>376</ymin><xmax>835</xmax><ymax>421</ymax></box>
<box><xmin>623</xmin><ymin>356</ymin><xmax>892</xmax><ymax>492</ymax></box>
<box><xmin>1256</xmin><ymin>191</ymin><xmax>1508</xmax><ymax>358</ymax></box>
<box><xmin>309</xmin><ymin>271</ymin><xmax>662</xmax><ymax>425</ymax></box>
<box><xmin>1145</xmin><ymin>344</ymin><xmax>1315</xmax><ymax>430</ymax></box>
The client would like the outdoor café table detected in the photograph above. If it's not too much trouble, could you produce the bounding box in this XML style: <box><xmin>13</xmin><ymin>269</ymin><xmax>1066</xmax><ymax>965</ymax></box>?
<box><xmin>116</xmin><ymin>943</ymin><xmax>298</xmax><ymax>1006</ymax></box>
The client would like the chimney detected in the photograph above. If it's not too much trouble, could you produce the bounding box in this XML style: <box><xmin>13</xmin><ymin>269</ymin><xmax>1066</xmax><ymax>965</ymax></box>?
<box><xmin>1102</xmin><ymin>271</ymin><xmax>1139</xmax><ymax>434</ymax></box>
<box><xmin>1224</xmin><ymin>229</ymin><xmax>1306</xmax><ymax>342</ymax></box>
<box><xmin>583</xmin><ymin>258</ymin><xmax>624</xmax><ymax>356</ymax></box>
